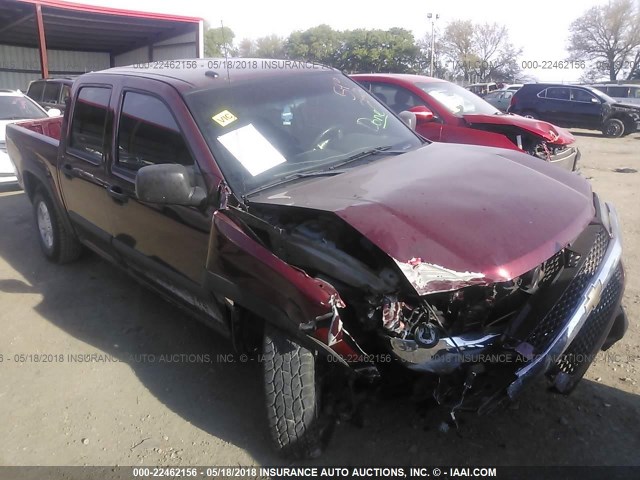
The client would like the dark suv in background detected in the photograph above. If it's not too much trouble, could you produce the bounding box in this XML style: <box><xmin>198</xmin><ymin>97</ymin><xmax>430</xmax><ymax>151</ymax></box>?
<box><xmin>508</xmin><ymin>83</ymin><xmax>640</xmax><ymax>137</ymax></box>
<box><xmin>26</xmin><ymin>78</ymin><xmax>74</xmax><ymax>113</ymax></box>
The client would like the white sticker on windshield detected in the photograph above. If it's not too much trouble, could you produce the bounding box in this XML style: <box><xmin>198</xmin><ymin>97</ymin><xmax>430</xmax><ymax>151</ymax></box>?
<box><xmin>217</xmin><ymin>124</ymin><xmax>286</xmax><ymax>176</ymax></box>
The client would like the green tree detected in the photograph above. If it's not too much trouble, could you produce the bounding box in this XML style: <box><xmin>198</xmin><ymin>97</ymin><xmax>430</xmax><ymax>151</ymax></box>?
<box><xmin>203</xmin><ymin>23</ymin><xmax>236</xmax><ymax>57</ymax></box>
<box><xmin>337</xmin><ymin>28</ymin><xmax>420</xmax><ymax>73</ymax></box>
<box><xmin>285</xmin><ymin>25</ymin><xmax>420</xmax><ymax>73</ymax></box>
<box><xmin>285</xmin><ymin>25</ymin><xmax>344</xmax><ymax>65</ymax></box>
<box><xmin>237</xmin><ymin>38</ymin><xmax>255</xmax><ymax>57</ymax></box>
<box><xmin>255</xmin><ymin>35</ymin><xmax>286</xmax><ymax>59</ymax></box>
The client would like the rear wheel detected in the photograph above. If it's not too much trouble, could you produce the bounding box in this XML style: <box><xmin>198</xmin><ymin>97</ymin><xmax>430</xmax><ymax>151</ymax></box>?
<box><xmin>263</xmin><ymin>324</ymin><xmax>333</xmax><ymax>458</ymax></box>
<box><xmin>602</xmin><ymin>118</ymin><xmax>625</xmax><ymax>137</ymax></box>
<box><xmin>32</xmin><ymin>189</ymin><xmax>82</xmax><ymax>263</ymax></box>
<box><xmin>522</xmin><ymin>110</ymin><xmax>538</xmax><ymax>119</ymax></box>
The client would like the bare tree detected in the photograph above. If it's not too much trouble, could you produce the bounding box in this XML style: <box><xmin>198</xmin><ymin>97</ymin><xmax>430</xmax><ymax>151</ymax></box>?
<box><xmin>440</xmin><ymin>20</ymin><xmax>476</xmax><ymax>80</ymax></box>
<box><xmin>473</xmin><ymin>24</ymin><xmax>523</xmax><ymax>82</ymax></box>
<box><xmin>416</xmin><ymin>33</ymin><xmax>448</xmax><ymax>78</ymax></box>
<box><xmin>441</xmin><ymin>21</ymin><xmax>522</xmax><ymax>82</ymax></box>
<box><xmin>567</xmin><ymin>0</ymin><xmax>640</xmax><ymax>81</ymax></box>
<box><xmin>627</xmin><ymin>49</ymin><xmax>640</xmax><ymax>79</ymax></box>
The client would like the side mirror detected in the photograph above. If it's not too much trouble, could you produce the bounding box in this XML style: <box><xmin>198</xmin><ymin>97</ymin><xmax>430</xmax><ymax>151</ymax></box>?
<box><xmin>47</xmin><ymin>108</ymin><xmax>62</xmax><ymax>117</ymax></box>
<box><xmin>409</xmin><ymin>105</ymin><xmax>435</xmax><ymax>123</ymax></box>
<box><xmin>591</xmin><ymin>97</ymin><xmax>599</xmax><ymax>103</ymax></box>
<box><xmin>135</xmin><ymin>164</ymin><xmax>207</xmax><ymax>206</ymax></box>
<box><xmin>398</xmin><ymin>111</ymin><xmax>417</xmax><ymax>130</ymax></box>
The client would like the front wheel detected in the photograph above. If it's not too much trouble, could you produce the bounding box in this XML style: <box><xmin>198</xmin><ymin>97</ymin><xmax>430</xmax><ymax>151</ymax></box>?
<box><xmin>602</xmin><ymin>118</ymin><xmax>625</xmax><ymax>137</ymax></box>
<box><xmin>263</xmin><ymin>324</ymin><xmax>333</xmax><ymax>458</ymax></box>
<box><xmin>32</xmin><ymin>190</ymin><xmax>82</xmax><ymax>264</ymax></box>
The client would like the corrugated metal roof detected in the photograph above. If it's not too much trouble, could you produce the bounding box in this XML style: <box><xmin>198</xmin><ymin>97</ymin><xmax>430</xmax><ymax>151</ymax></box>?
<box><xmin>0</xmin><ymin>0</ymin><xmax>201</xmax><ymax>53</ymax></box>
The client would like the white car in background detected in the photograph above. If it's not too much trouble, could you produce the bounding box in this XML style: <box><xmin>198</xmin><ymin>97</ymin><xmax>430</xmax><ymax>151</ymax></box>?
<box><xmin>0</xmin><ymin>90</ymin><xmax>60</xmax><ymax>185</ymax></box>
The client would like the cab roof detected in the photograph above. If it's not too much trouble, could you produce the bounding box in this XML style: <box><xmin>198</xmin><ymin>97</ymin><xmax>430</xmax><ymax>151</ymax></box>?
<box><xmin>86</xmin><ymin>58</ymin><xmax>340</xmax><ymax>93</ymax></box>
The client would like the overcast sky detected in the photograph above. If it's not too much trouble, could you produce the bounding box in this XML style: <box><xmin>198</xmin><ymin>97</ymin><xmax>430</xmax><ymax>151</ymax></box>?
<box><xmin>68</xmin><ymin>0</ymin><xmax>609</xmax><ymax>82</ymax></box>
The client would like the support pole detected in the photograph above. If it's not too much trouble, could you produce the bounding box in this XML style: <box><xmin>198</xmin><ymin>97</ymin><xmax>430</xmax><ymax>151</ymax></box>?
<box><xmin>35</xmin><ymin>2</ymin><xmax>49</xmax><ymax>79</ymax></box>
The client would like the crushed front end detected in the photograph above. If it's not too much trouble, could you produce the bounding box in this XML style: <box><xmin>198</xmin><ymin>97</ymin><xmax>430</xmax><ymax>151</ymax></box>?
<box><xmin>381</xmin><ymin>195</ymin><xmax>626</xmax><ymax>414</ymax></box>
<box><xmin>240</xmin><ymin>144</ymin><xmax>626</xmax><ymax>420</ymax></box>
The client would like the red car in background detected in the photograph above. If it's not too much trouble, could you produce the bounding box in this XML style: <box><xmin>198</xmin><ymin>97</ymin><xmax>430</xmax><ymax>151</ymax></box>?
<box><xmin>352</xmin><ymin>74</ymin><xmax>579</xmax><ymax>171</ymax></box>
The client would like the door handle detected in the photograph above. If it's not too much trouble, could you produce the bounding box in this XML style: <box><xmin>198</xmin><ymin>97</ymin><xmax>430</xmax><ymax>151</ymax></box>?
<box><xmin>61</xmin><ymin>163</ymin><xmax>75</xmax><ymax>179</ymax></box>
<box><xmin>107</xmin><ymin>185</ymin><xmax>128</xmax><ymax>203</ymax></box>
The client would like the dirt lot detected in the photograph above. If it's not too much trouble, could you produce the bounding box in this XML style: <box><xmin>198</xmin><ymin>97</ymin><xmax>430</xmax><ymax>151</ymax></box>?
<box><xmin>0</xmin><ymin>131</ymin><xmax>638</xmax><ymax>468</ymax></box>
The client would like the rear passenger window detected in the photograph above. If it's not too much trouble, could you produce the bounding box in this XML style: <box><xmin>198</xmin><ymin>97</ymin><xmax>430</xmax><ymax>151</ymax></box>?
<box><xmin>42</xmin><ymin>83</ymin><xmax>61</xmax><ymax>103</ymax></box>
<box><xmin>69</xmin><ymin>87</ymin><xmax>111</xmax><ymax>161</ymax></box>
<box><xmin>27</xmin><ymin>81</ymin><xmax>45</xmax><ymax>101</ymax></box>
<box><xmin>116</xmin><ymin>91</ymin><xmax>194</xmax><ymax>171</ymax></box>
<box><xmin>545</xmin><ymin>87</ymin><xmax>570</xmax><ymax>100</ymax></box>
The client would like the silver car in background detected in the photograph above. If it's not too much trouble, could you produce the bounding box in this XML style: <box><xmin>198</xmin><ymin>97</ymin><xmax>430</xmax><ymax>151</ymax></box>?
<box><xmin>591</xmin><ymin>84</ymin><xmax>640</xmax><ymax>106</ymax></box>
<box><xmin>0</xmin><ymin>90</ymin><xmax>59</xmax><ymax>185</ymax></box>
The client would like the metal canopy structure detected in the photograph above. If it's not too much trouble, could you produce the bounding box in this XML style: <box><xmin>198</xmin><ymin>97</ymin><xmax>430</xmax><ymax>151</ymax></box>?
<box><xmin>0</xmin><ymin>0</ymin><xmax>203</xmax><ymax>80</ymax></box>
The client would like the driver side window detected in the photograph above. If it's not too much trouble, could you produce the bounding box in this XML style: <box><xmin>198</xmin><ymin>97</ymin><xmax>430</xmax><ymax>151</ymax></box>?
<box><xmin>117</xmin><ymin>91</ymin><xmax>194</xmax><ymax>171</ymax></box>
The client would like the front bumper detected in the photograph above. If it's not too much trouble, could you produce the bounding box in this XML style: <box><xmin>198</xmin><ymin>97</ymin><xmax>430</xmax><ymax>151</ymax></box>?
<box><xmin>549</xmin><ymin>146</ymin><xmax>580</xmax><ymax>172</ymax></box>
<box><xmin>508</xmin><ymin>201</ymin><xmax>624</xmax><ymax>398</ymax></box>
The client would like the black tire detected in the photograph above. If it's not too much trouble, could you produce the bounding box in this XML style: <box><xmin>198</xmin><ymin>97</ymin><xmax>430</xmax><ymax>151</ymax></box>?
<box><xmin>263</xmin><ymin>324</ymin><xmax>332</xmax><ymax>458</ymax></box>
<box><xmin>32</xmin><ymin>189</ymin><xmax>82</xmax><ymax>264</ymax></box>
<box><xmin>522</xmin><ymin>110</ymin><xmax>538</xmax><ymax>119</ymax></box>
<box><xmin>602</xmin><ymin>118</ymin><xmax>625</xmax><ymax>137</ymax></box>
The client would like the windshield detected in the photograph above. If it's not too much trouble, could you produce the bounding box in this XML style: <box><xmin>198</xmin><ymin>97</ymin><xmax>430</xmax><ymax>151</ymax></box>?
<box><xmin>185</xmin><ymin>72</ymin><xmax>423</xmax><ymax>196</ymax></box>
<box><xmin>585</xmin><ymin>86</ymin><xmax>616</xmax><ymax>104</ymax></box>
<box><xmin>416</xmin><ymin>81</ymin><xmax>500</xmax><ymax>116</ymax></box>
<box><xmin>0</xmin><ymin>95</ymin><xmax>47</xmax><ymax>120</ymax></box>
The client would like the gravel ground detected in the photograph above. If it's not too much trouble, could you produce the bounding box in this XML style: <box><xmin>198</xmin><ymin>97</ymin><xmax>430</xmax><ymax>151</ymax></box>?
<box><xmin>0</xmin><ymin>130</ymin><xmax>638</xmax><ymax>468</ymax></box>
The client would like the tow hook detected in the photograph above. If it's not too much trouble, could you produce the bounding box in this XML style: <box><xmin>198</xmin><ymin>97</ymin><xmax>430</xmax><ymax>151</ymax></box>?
<box><xmin>450</xmin><ymin>364</ymin><xmax>485</xmax><ymax>427</ymax></box>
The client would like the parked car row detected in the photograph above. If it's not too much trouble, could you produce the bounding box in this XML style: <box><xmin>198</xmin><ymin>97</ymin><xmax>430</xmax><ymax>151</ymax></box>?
<box><xmin>5</xmin><ymin>59</ymin><xmax>627</xmax><ymax>458</ymax></box>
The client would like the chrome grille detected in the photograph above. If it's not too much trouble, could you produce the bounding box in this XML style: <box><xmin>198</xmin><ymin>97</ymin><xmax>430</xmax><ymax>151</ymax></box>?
<box><xmin>527</xmin><ymin>227</ymin><xmax>609</xmax><ymax>352</ymax></box>
<box><xmin>555</xmin><ymin>264</ymin><xmax>623</xmax><ymax>375</ymax></box>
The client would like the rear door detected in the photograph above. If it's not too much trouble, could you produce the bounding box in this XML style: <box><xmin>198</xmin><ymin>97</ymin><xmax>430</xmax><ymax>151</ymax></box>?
<box><xmin>538</xmin><ymin>87</ymin><xmax>571</xmax><ymax>125</ymax></box>
<box><xmin>105</xmin><ymin>78</ymin><xmax>214</xmax><ymax>311</ymax></box>
<box><xmin>57</xmin><ymin>84</ymin><xmax>116</xmax><ymax>258</ymax></box>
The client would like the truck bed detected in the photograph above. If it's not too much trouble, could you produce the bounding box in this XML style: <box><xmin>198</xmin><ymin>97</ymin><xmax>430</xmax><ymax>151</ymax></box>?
<box><xmin>6</xmin><ymin>117</ymin><xmax>63</xmax><ymax>188</ymax></box>
<box><xmin>14</xmin><ymin>116</ymin><xmax>63</xmax><ymax>141</ymax></box>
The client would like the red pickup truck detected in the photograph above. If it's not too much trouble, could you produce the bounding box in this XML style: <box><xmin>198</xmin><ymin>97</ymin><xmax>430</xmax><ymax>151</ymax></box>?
<box><xmin>6</xmin><ymin>60</ymin><xmax>627</xmax><ymax>459</ymax></box>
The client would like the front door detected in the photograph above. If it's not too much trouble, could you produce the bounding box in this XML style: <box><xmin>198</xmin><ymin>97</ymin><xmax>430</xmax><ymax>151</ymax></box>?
<box><xmin>367</xmin><ymin>81</ymin><xmax>443</xmax><ymax>141</ymax></box>
<box><xmin>105</xmin><ymin>80</ymin><xmax>218</xmax><ymax>321</ymax></box>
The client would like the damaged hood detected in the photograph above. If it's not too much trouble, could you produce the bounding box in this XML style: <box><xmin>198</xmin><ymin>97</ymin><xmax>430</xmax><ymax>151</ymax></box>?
<box><xmin>463</xmin><ymin>113</ymin><xmax>575</xmax><ymax>145</ymax></box>
<box><xmin>248</xmin><ymin>142</ymin><xmax>594</xmax><ymax>293</ymax></box>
